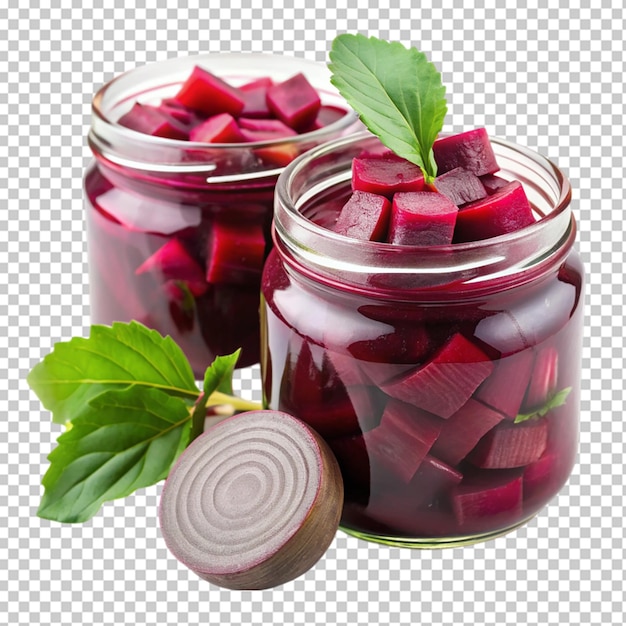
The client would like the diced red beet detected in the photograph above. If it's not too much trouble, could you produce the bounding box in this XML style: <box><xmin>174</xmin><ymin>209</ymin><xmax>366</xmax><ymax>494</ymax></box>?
<box><xmin>523</xmin><ymin>451</ymin><xmax>559</xmax><ymax>504</ymax></box>
<box><xmin>434</xmin><ymin>167</ymin><xmax>488</xmax><ymax>206</ymax></box>
<box><xmin>205</xmin><ymin>220</ymin><xmax>266</xmax><ymax>285</ymax></box>
<box><xmin>523</xmin><ymin>345</ymin><xmax>559</xmax><ymax>410</ymax></box>
<box><xmin>351</xmin><ymin>155</ymin><xmax>426</xmax><ymax>197</ymax></box>
<box><xmin>410</xmin><ymin>454</ymin><xmax>463</xmax><ymax>507</ymax></box>
<box><xmin>189</xmin><ymin>113</ymin><xmax>245</xmax><ymax>143</ymax></box>
<box><xmin>388</xmin><ymin>192</ymin><xmax>458</xmax><ymax>246</ymax></box>
<box><xmin>135</xmin><ymin>238</ymin><xmax>207</xmax><ymax>296</ymax></box>
<box><xmin>467</xmin><ymin>418</ymin><xmax>548</xmax><ymax>468</ymax></box>
<box><xmin>307</xmin><ymin>105</ymin><xmax>347</xmax><ymax>130</ymax></box>
<box><xmin>433</xmin><ymin>127</ymin><xmax>500</xmax><ymax>176</ymax></box>
<box><xmin>266</xmin><ymin>72</ymin><xmax>321</xmax><ymax>131</ymax></box>
<box><xmin>430</xmin><ymin>398</ymin><xmax>505</xmax><ymax>466</ymax></box>
<box><xmin>347</xmin><ymin>323</ymin><xmax>432</xmax><ymax>365</ymax></box>
<box><xmin>453</xmin><ymin>180</ymin><xmax>536</xmax><ymax>243</ymax></box>
<box><xmin>381</xmin><ymin>333</ymin><xmax>494</xmax><ymax>419</ymax></box>
<box><xmin>480</xmin><ymin>173</ymin><xmax>509</xmax><ymax>194</ymax></box>
<box><xmin>323</xmin><ymin>348</ymin><xmax>371</xmax><ymax>387</ymax></box>
<box><xmin>117</xmin><ymin>103</ymin><xmax>188</xmax><ymax>140</ymax></box>
<box><xmin>240</xmin><ymin>81</ymin><xmax>273</xmax><ymax>118</ymax></box>
<box><xmin>238</xmin><ymin>117</ymin><xmax>297</xmax><ymax>137</ymax></box>
<box><xmin>451</xmin><ymin>468</ymin><xmax>524</xmax><ymax>527</ymax></box>
<box><xmin>332</xmin><ymin>191</ymin><xmax>391</xmax><ymax>242</ymax></box>
<box><xmin>475</xmin><ymin>349</ymin><xmax>535</xmax><ymax>419</ymax></box>
<box><xmin>240</xmin><ymin>77</ymin><xmax>274</xmax><ymax>91</ymax></box>
<box><xmin>157</xmin><ymin>100</ymin><xmax>203</xmax><ymax>128</ymax></box>
<box><xmin>362</xmin><ymin>399</ymin><xmax>442</xmax><ymax>483</ymax></box>
<box><xmin>173</xmin><ymin>65</ymin><xmax>245</xmax><ymax>117</ymax></box>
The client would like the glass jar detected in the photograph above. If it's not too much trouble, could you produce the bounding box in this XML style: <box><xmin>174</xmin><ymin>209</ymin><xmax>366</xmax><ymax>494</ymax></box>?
<box><xmin>84</xmin><ymin>53</ymin><xmax>360</xmax><ymax>376</ymax></box>
<box><xmin>261</xmin><ymin>131</ymin><xmax>583</xmax><ymax>548</ymax></box>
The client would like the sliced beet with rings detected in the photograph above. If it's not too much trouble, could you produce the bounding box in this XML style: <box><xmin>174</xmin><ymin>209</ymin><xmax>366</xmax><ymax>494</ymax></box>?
<box><xmin>434</xmin><ymin>167</ymin><xmax>488</xmax><ymax>206</ymax></box>
<box><xmin>332</xmin><ymin>191</ymin><xmax>391</xmax><ymax>242</ymax></box>
<box><xmin>117</xmin><ymin>102</ymin><xmax>188</xmax><ymax>140</ymax></box>
<box><xmin>381</xmin><ymin>333</ymin><xmax>494</xmax><ymax>419</ymax></box>
<box><xmin>351</xmin><ymin>154</ymin><xmax>425</xmax><ymax>197</ymax></box>
<box><xmin>388</xmin><ymin>191</ymin><xmax>458</xmax><ymax>246</ymax></box>
<box><xmin>266</xmin><ymin>72</ymin><xmax>321</xmax><ymax>131</ymax></box>
<box><xmin>189</xmin><ymin>113</ymin><xmax>245</xmax><ymax>143</ymax></box>
<box><xmin>433</xmin><ymin>127</ymin><xmax>500</xmax><ymax>176</ymax></box>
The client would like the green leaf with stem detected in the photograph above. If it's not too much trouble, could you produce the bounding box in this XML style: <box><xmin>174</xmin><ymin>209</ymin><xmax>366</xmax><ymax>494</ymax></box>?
<box><xmin>514</xmin><ymin>387</ymin><xmax>572</xmax><ymax>424</ymax></box>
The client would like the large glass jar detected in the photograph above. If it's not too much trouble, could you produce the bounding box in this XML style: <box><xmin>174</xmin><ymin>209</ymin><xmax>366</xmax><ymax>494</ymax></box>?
<box><xmin>261</xmin><ymin>131</ymin><xmax>583</xmax><ymax>548</ymax></box>
<box><xmin>84</xmin><ymin>53</ymin><xmax>359</xmax><ymax>375</ymax></box>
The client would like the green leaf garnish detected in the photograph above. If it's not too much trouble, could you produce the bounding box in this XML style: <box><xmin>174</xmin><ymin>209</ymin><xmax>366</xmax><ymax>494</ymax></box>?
<box><xmin>514</xmin><ymin>387</ymin><xmax>572</xmax><ymax>424</ymax></box>
<box><xmin>329</xmin><ymin>34</ymin><xmax>447</xmax><ymax>183</ymax></box>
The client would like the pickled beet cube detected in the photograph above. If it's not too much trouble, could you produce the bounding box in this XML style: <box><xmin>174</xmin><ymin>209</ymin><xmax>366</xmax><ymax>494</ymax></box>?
<box><xmin>433</xmin><ymin>127</ymin><xmax>500</xmax><ymax>176</ymax></box>
<box><xmin>135</xmin><ymin>238</ymin><xmax>207</xmax><ymax>296</ymax></box>
<box><xmin>239</xmin><ymin>79</ymin><xmax>273</xmax><ymax>118</ymax></box>
<box><xmin>523</xmin><ymin>451</ymin><xmax>559</xmax><ymax>503</ymax></box>
<box><xmin>451</xmin><ymin>468</ymin><xmax>523</xmax><ymax>526</ymax></box>
<box><xmin>118</xmin><ymin>103</ymin><xmax>188</xmax><ymax>140</ymax></box>
<box><xmin>467</xmin><ymin>418</ymin><xmax>548</xmax><ymax>469</ymax></box>
<box><xmin>388</xmin><ymin>192</ymin><xmax>458</xmax><ymax>246</ymax></box>
<box><xmin>351</xmin><ymin>155</ymin><xmax>425</xmax><ymax>197</ymax></box>
<box><xmin>363</xmin><ymin>399</ymin><xmax>442</xmax><ymax>483</ymax></box>
<box><xmin>410</xmin><ymin>454</ymin><xmax>463</xmax><ymax>507</ymax></box>
<box><xmin>266</xmin><ymin>72</ymin><xmax>321</xmax><ymax>130</ymax></box>
<box><xmin>475</xmin><ymin>349</ymin><xmax>535</xmax><ymax>419</ymax></box>
<box><xmin>332</xmin><ymin>191</ymin><xmax>391</xmax><ymax>242</ymax></box>
<box><xmin>205</xmin><ymin>220</ymin><xmax>266</xmax><ymax>285</ymax></box>
<box><xmin>189</xmin><ymin>113</ymin><xmax>245</xmax><ymax>143</ymax></box>
<box><xmin>523</xmin><ymin>345</ymin><xmax>559</xmax><ymax>410</ymax></box>
<box><xmin>430</xmin><ymin>398</ymin><xmax>505</xmax><ymax>466</ymax></box>
<box><xmin>434</xmin><ymin>167</ymin><xmax>487</xmax><ymax>206</ymax></box>
<box><xmin>480</xmin><ymin>173</ymin><xmax>509</xmax><ymax>194</ymax></box>
<box><xmin>382</xmin><ymin>333</ymin><xmax>494</xmax><ymax>419</ymax></box>
<box><xmin>173</xmin><ymin>65</ymin><xmax>245</xmax><ymax>117</ymax></box>
<box><xmin>453</xmin><ymin>181</ymin><xmax>536</xmax><ymax>243</ymax></box>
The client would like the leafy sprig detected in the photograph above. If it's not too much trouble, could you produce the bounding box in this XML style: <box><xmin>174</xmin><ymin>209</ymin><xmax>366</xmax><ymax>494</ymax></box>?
<box><xmin>514</xmin><ymin>387</ymin><xmax>572</xmax><ymax>424</ymax></box>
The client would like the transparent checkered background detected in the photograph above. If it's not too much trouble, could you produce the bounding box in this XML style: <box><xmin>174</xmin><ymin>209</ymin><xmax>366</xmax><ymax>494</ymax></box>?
<box><xmin>1</xmin><ymin>1</ymin><xmax>623</xmax><ymax>625</ymax></box>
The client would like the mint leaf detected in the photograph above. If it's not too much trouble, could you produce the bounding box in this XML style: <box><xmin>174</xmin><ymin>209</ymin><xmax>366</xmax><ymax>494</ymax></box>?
<box><xmin>38</xmin><ymin>387</ymin><xmax>193</xmax><ymax>523</ymax></box>
<box><xmin>514</xmin><ymin>387</ymin><xmax>573</xmax><ymax>424</ymax></box>
<box><xmin>329</xmin><ymin>34</ymin><xmax>447</xmax><ymax>182</ymax></box>
<box><xmin>27</xmin><ymin>321</ymin><xmax>199</xmax><ymax>425</ymax></box>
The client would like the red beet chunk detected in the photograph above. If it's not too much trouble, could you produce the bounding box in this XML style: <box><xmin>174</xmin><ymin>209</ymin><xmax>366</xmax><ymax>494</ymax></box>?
<box><xmin>240</xmin><ymin>77</ymin><xmax>274</xmax><ymax>90</ymax></box>
<box><xmin>433</xmin><ymin>127</ymin><xmax>500</xmax><ymax>176</ymax></box>
<box><xmin>467</xmin><ymin>418</ymin><xmax>548</xmax><ymax>468</ymax></box>
<box><xmin>430</xmin><ymin>398</ymin><xmax>505</xmax><ymax>466</ymax></box>
<box><xmin>480</xmin><ymin>173</ymin><xmax>509</xmax><ymax>194</ymax></box>
<box><xmin>189</xmin><ymin>113</ymin><xmax>245</xmax><ymax>143</ymax></box>
<box><xmin>240</xmin><ymin>79</ymin><xmax>273</xmax><ymax>118</ymax></box>
<box><xmin>453</xmin><ymin>181</ymin><xmax>536</xmax><ymax>243</ymax></box>
<box><xmin>351</xmin><ymin>155</ymin><xmax>425</xmax><ymax>197</ymax></box>
<box><xmin>347</xmin><ymin>324</ymin><xmax>432</xmax><ymax>365</ymax></box>
<box><xmin>118</xmin><ymin>103</ymin><xmax>188</xmax><ymax>140</ymax></box>
<box><xmin>523</xmin><ymin>345</ymin><xmax>559</xmax><ymax>410</ymax></box>
<box><xmin>135</xmin><ymin>238</ymin><xmax>207</xmax><ymax>296</ymax></box>
<box><xmin>173</xmin><ymin>65</ymin><xmax>245</xmax><ymax>117</ymax></box>
<box><xmin>434</xmin><ymin>167</ymin><xmax>488</xmax><ymax>206</ymax></box>
<box><xmin>363</xmin><ymin>399</ymin><xmax>442</xmax><ymax>483</ymax></box>
<box><xmin>388</xmin><ymin>192</ymin><xmax>458</xmax><ymax>246</ymax></box>
<box><xmin>382</xmin><ymin>333</ymin><xmax>494</xmax><ymax>419</ymax></box>
<box><xmin>332</xmin><ymin>191</ymin><xmax>391</xmax><ymax>242</ymax></box>
<box><xmin>205</xmin><ymin>220</ymin><xmax>265</xmax><ymax>285</ymax></box>
<box><xmin>410</xmin><ymin>454</ymin><xmax>463</xmax><ymax>507</ymax></box>
<box><xmin>475</xmin><ymin>349</ymin><xmax>535</xmax><ymax>419</ymax></box>
<box><xmin>266</xmin><ymin>72</ymin><xmax>321</xmax><ymax>131</ymax></box>
<box><xmin>238</xmin><ymin>117</ymin><xmax>297</xmax><ymax>137</ymax></box>
<box><xmin>309</xmin><ymin>105</ymin><xmax>347</xmax><ymax>130</ymax></box>
<box><xmin>451</xmin><ymin>468</ymin><xmax>523</xmax><ymax>527</ymax></box>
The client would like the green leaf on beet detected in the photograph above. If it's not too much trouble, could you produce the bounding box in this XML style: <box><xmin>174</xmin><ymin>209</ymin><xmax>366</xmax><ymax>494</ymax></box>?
<box><xmin>514</xmin><ymin>387</ymin><xmax>572</xmax><ymax>424</ymax></box>
<box><xmin>37</xmin><ymin>387</ymin><xmax>193</xmax><ymax>523</ymax></box>
<box><xmin>27</xmin><ymin>321</ymin><xmax>200</xmax><ymax>425</ymax></box>
<box><xmin>329</xmin><ymin>34</ymin><xmax>447</xmax><ymax>183</ymax></box>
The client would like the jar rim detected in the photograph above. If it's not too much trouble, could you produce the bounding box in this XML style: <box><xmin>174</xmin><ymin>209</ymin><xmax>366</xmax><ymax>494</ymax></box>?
<box><xmin>274</xmin><ymin>130</ymin><xmax>574</xmax><ymax>295</ymax></box>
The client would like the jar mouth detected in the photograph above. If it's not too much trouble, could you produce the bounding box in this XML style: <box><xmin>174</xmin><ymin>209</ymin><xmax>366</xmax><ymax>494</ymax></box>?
<box><xmin>89</xmin><ymin>52</ymin><xmax>360</xmax><ymax>179</ymax></box>
<box><xmin>274</xmin><ymin>131</ymin><xmax>574</xmax><ymax>294</ymax></box>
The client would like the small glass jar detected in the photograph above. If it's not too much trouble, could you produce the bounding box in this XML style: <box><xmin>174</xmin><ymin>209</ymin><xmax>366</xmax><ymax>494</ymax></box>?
<box><xmin>84</xmin><ymin>53</ymin><xmax>360</xmax><ymax>375</ymax></box>
<box><xmin>261</xmin><ymin>131</ymin><xmax>584</xmax><ymax>548</ymax></box>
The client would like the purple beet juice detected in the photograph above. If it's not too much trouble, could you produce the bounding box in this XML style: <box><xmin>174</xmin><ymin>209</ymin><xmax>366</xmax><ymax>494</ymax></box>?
<box><xmin>261</xmin><ymin>131</ymin><xmax>583</xmax><ymax>547</ymax></box>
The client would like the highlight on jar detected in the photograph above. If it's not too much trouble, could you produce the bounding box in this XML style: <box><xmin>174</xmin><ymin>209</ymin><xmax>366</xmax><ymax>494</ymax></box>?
<box><xmin>84</xmin><ymin>52</ymin><xmax>361</xmax><ymax>376</ymax></box>
<box><xmin>261</xmin><ymin>124</ymin><xmax>583</xmax><ymax>548</ymax></box>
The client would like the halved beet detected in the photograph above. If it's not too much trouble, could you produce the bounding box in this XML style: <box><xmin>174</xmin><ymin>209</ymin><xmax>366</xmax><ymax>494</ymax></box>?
<box><xmin>434</xmin><ymin>167</ymin><xmax>488</xmax><ymax>206</ymax></box>
<box><xmin>433</xmin><ymin>127</ymin><xmax>500</xmax><ymax>176</ymax></box>
<box><xmin>429</xmin><ymin>398</ymin><xmax>505</xmax><ymax>466</ymax></box>
<box><xmin>205</xmin><ymin>220</ymin><xmax>266</xmax><ymax>285</ymax></box>
<box><xmin>117</xmin><ymin>102</ymin><xmax>188</xmax><ymax>140</ymax></box>
<box><xmin>480</xmin><ymin>173</ymin><xmax>509</xmax><ymax>194</ymax></box>
<box><xmin>266</xmin><ymin>72</ymin><xmax>321</xmax><ymax>131</ymax></box>
<box><xmin>388</xmin><ymin>191</ymin><xmax>458</xmax><ymax>246</ymax></box>
<box><xmin>474</xmin><ymin>349</ymin><xmax>535</xmax><ymax>419</ymax></box>
<box><xmin>381</xmin><ymin>333</ymin><xmax>494</xmax><ymax>419</ymax></box>
<box><xmin>351</xmin><ymin>154</ymin><xmax>425</xmax><ymax>197</ymax></box>
<box><xmin>467</xmin><ymin>418</ymin><xmax>548</xmax><ymax>468</ymax></box>
<box><xmin>362</xmin><ymin>399</ymin><xmax>442</xmax><ymax>483</ymax></box>
<box><xmin>135</xmin><ymin>238</ymin><xmax>207</xmax><ymax>296</ymax></box>
<box><xmin>523</xmin><ymin>345</ymin><xmax>559</xmax><ymax>410</ymax></box>
<box><xmin>173</xmin><ymin>65</ymin><xmax>245</xmax><ymax>117</ymax></box>
<box><xmin>332</xmin><ymin>191</ymin><xmax>391</xmax><ymax>242</ymax></box>
<box><xmin>189</xmin><ymin>113</ymin><xmax>245</xmax><ymax>143</ymax></box>
<box><xmin>453</xmin><ymin>181</ymin><xmax>536</xmax><ymax>243</ymax></box>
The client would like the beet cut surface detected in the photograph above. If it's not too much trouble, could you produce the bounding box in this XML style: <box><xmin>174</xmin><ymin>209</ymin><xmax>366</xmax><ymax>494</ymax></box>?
<box><xmin>351</xmin><ymin>154</ymin><xmax>426</xmax><ymax>197</ymax></box>
<box><xmin>433</xmin><ymin>127</ymin><xmax>500</xmax><ymax>177</ymax></box>
<box><xmin>333</xmin><ymin>191</ymin><xmax>391</xmax><ymax>242</ymax></box>
<box><xmin>266</xmin><ymin>72</ymin><xmax>321</xmax><ymax>131</ymax></box>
